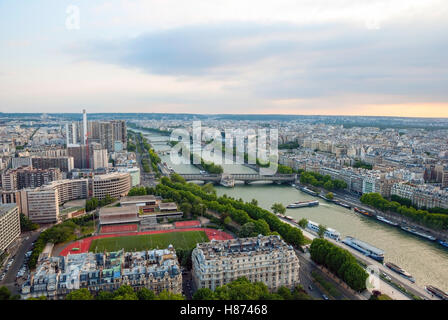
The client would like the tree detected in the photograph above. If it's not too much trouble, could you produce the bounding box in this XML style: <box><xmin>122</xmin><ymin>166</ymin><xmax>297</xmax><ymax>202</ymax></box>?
<box><xmin>96</xmin><ymin>290</ymin><xmax>115</xmax><ymax>300</ymax></box>
<box><xmin>0</xmin><ymin>286</ymin><xmax>11</xmax><ymax>300</ymax></box>
<box><xmin>65</xmin><ymin>288</ymin><xmax>93</xmax><ymax>300</ymax></box>
<box><xmin>250</xmin><ymin>199</ymin><xmax>258</xmax><ymax>206</ymax></box>
<box><xmin>317</xmin><ymin>225</ymin><xmax>327</xmax><ymax>238</ymax></box>
<box><xmin>271</xmin><ymin>203</ymin><xmax>286</xmax><ymax>215</ymax></box>
<box><xmin>180</xmin><ymin>202</ymin><xmax>193</xmax><ymax>218</ymax></box>
<box><xmin>298</xmin><ymin>218</ymin><xmax>308</xmax><ymax>229</ymax></box>
<box><xmin>113</xmin><ymin>285</ymin><xmax>138</xmax><ymax>300</ymax></box>
<box><xmin>20</xmin><ymin>213</ymin><xmax>39</xmax><ymax>232</ymax></box>
<box><xmin>156</xmin><ymin>290</ymin><xmax>185</xmax><ymax>300</ymax></box>
<box><xmin>201</xmin><ymin>183</ymin><xmax>216</xmax><ymax>194</ymax></box>
<box><xmin>326</xmin><ymin>192</ymin><xmax>334</xmax><ymax>200</ymax></box>
<box><xmin>137</xmin><ymin>288</ymin><xmax>156</xmax><ymax>300</ymax></box>
<box><xmin>223</xmin><ymin>216</ymin><xmax>232</xmax><ymax>225</ymax></box>
<box><xmin>193</xmin><ymin>288</ymin><xmax>216</xmax><ymax>300</ymax></box>
<box><xmin>239</xmin><ymin>222</ymin><xmax>256</xmax><ymax>237</ymax></box>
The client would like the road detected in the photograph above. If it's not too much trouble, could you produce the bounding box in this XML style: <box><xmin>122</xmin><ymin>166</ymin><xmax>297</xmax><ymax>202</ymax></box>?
<box><xmin>0</xmin><ymin>230</ymin><xmax>41</xmax><ymax>295</ymax></box>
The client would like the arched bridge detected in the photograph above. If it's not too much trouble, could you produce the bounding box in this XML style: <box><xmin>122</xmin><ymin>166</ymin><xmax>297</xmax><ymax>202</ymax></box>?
<box><xmin>176</xmin><ymin>173</ymin><xmax>297</xmax><ymax>184</ymax></box>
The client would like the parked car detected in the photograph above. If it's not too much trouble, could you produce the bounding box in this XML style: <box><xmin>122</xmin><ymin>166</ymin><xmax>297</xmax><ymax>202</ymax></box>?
<box><xmin>322</xmin><ymin>294</ymin><xmax>329</xmax><ymax>300</ymax></box>
<box><xmin>308</xmin><ymin>285</ymin><xmax>313</xmax><ymax>291</ymax></box>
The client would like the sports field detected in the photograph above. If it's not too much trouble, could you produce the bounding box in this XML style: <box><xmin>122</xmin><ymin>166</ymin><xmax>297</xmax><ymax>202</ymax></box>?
<box><xmin>89</xmin><ymin>230</ymin><xmax>209</xmax><ymax>252</ymax></box>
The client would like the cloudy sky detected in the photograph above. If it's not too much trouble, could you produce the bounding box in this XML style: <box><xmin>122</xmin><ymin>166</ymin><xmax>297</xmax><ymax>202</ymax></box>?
<box><xmin>1</xmin><ymin>0</ymin><xmax>447</xmax><ymax>116</ymax></box>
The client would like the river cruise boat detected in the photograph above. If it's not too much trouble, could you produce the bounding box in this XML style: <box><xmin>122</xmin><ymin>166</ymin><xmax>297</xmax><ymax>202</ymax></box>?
<box><xmin>400</xmin><ymin>226</ymin><xmax>436</xmax><ymax>241</ymax></box>
<box><xmin>341</xmin><ymin>236</ymin><xmax>385</xmax><ymax>262</ymax></box>
<box><xmin>354</xmin><ymin>207</ymin><xmax>375</xmax><ymax>217</ymax></box>
<box><xmin>299</xmin><ymin>186</ymin><xmax>318</xmax><ymax>196</ymax></box>
<box><xmin>333</xmin><ymin>200</ymin><xmax>352</xmax><ymax>209</ymax></box>
<box><xmin>384</xmin><ymin>262</ymin><xmax>415</xmax><ymax>282</ymax></box>
<box><xmin>376</xmin><ymin>215</ymin><xmax>399</xmax><ymax>227</ymax></box>
<box><xmin>425</xmin><ymin>285</ymin><xmax>448</xmax><ymax>300</ymax></box>
<box><xmin>287</xmin><ymin>200</ymin><xmax>319</xmax><ymax>209</ymax></box>
<box><xmin>306</xmin><ymin>220</ymin><xmax>341</xmax><ymax>241</ymax></box>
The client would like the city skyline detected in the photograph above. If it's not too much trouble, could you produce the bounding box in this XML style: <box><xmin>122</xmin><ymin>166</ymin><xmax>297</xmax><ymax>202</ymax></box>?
<box><xmin>1</xmin><ymin>1</ymin><xmax>448</xmax><ymax>117</ymax></box>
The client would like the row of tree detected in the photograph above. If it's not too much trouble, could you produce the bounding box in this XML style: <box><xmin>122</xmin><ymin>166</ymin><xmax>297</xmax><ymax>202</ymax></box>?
<box><xmin>57</xmin><ymin>285</ymin><xmax>183</xmax><ymax>300</ymax></box>
<box><xmin>193</xmin><ymin>277</ymin><xmax>311</xmax><ymax>300</ymax></box>
<box><xmin>85</xmin><ymin>194</ymin><xmax>117</xmax><ymax>212</ymax></box>
<box><xmin>155</xmin><ymin>175</ymin><xmax>306</xmax><ymax>248</ymax></box>
<box><xmin>299</xmin><ymin>171</ymin><xmax>347</xmax><ymax>191</ymax></box>
<box><xmin>360</xmin><ymin>192</ymin><xmax>448</xmax><ymax>230</ymax></box>
<box><xmin>309</xmin><ymin>238</ymin><xmax>368</xmax><ymax>292</ymax></box>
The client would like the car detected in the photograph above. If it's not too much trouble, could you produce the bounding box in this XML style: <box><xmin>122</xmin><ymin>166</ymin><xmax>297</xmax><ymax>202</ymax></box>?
<box><xmin>322</xmin><ymin>294</ymin><xmax>329</xmax><ymax>300</ymax></box>
<box><xmin>308</xmin><ymin>284</ymin><xmax>313</xmax><ymax>291</ymax></box>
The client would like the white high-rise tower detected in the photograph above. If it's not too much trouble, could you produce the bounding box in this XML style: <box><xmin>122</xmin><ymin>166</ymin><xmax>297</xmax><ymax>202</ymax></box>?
<box><xmin>82</xmin><ymin>109</ymin><xmax>88</xmax><ymax>145</ymax></box>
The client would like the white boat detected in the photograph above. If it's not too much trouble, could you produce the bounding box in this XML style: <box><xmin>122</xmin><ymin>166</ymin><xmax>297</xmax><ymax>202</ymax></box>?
<box><xmin>287</xmin><ymin>200</ymin><xmax>319</xmax><ymax>208</ymax></box>
<box><xmin>307</xmin><ymin>220</ymin><xmax>341</xmax><ymax>241</ymax></box>
<box><xmin>376</xmin><ymin>215</ymin><xmax>399</xmax><ymax>227</ymax></box>
<box><xmin>401</xmin><ymin>226</ymin><xmax>436</xmax><ymax>241</ymax></box>
<box><xmin>342</xmin><ymin>236</ymin><xmax>385</xmax><ymax>262</ymax></box>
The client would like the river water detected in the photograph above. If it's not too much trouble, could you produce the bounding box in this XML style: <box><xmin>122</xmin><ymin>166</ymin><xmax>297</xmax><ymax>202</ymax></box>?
<box><xmin>132</xmin><ymin>129</ymin><xmax>448</xmax><ymax>292</ymax></box>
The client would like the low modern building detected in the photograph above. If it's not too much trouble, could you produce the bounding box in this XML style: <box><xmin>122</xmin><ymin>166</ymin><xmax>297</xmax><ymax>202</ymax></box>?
<box><xmin>192</xmin><ymin>235</ymin><xmax>300</xmax><ymax>292</ymax></box>
<box><xmin>21</xmin><ymin>247</ymin><xmax>182</xmax><ymax>300</ymax></box>
<box><xmin>0</xmin><ymin>204</ymin><xmax>20</xmax><ymax>251</ymax></box>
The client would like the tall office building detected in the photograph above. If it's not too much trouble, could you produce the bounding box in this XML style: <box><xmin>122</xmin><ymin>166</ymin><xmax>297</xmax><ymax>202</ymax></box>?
<box><xmin>1</xmin><ymin>167</ymin><xmax>62</xmax><ymax>191</ymax></box>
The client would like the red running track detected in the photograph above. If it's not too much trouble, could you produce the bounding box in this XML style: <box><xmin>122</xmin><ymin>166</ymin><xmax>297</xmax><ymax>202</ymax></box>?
<box><xmin>59</xmin><ymin>228</ymin><xmax>233</xmax><ymax>256</ymax></box>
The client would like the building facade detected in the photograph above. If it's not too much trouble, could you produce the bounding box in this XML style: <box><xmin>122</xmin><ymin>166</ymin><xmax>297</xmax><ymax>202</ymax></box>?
<box><xmin>90</xmin><ymin>172</ymin><xmax>131</xmax><ymax>200</ymax></box>
<box><xmin>0</xmin><ymin>204</ymin><xmax>20</xmax><ymax>251</ymax></box>
<box><xmin>21</xmin><ymin>247</ymin><xmax>182</xmax><ymax>300</ymax></box>
<box><xmin>192</xmin><ymin>235</ymin><xmax>300</xmax><ymax>292</ymax></box>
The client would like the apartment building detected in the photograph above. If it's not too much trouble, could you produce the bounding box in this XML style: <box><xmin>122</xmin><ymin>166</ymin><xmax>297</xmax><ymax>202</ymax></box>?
<box><xmin>90</xmin><ymin>172</ymin><xmax>131</xmax><ymax>200</ymax></box>
<box><xmin>192</xmin><ymin>235</ymin><xmax>300</xmax><ymax>292</ymax></box>
<box><xmin>0</xmin><ymin>204</ymin><xmax>20</xmax><ymax>251</ymax></box>
<box><xmin>1</xmin><ymin>166</ymin><xmax>62</xmax><ymax>191</ymax></box>
<box><xmin>31</xmin><ymin>156</ymin><xmax>74</xmax><ymax>172</ymax></box>
<box><xmin>21</xmin><ymin>247</ymin><xmax>182</xmax><ymax>300</ymax></box>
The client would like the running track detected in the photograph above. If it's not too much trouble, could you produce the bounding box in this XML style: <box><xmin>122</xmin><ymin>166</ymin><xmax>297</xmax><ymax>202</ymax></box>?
<box><xmin>59</xmin><ymin>228</ymin><xmax>233</xmax><ymax>256</ymax></box>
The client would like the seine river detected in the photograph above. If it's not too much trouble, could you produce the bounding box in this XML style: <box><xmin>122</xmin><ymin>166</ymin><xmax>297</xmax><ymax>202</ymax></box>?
<box><xmin>133</xmin><ymin>129</ymin><xmax>448</xmax><ymax>292</ymax></box>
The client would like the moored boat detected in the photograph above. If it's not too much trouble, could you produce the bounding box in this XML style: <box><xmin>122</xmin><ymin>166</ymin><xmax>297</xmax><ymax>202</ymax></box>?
<box><xmin>333</xmin><ymin>200</ymin><xmax>352</xmax><ymax>209</ymax></box>
<box><xmin>384</xmin><ymin>262</ymin><xmax>415</xmax><ymax>282</ymax></box>
<box><xmin>425</xmin><ymin>285</ymin><xmax>448</xmax><ymax>300</ymax></box>
<box><xmin>376</xmin><ymin>215</ymin><xmax>399</xmax><ymax>227</ymax></box>
<box><xmin>354</xmin><ymin>207</ymin><xmax>375</xmax><ymax>217</ymax></box>
<box><xmin>438</xmin><ymin>239</ymin><xmax>448</xmax><ymax>248</ymax></box>
<box><xmin>287</xmin><ymin>200</ymin><xmax>319</xmax><ymax>209</ymax></box>
<box><xmin>401</xmin><ymin>226</ymin><xmax>436</xmax><ymax>241</ymax></box>
<box><xmin>342</xmin><ymin>236</ymin><xmax>385</xmax><ymax>262</ymax></box>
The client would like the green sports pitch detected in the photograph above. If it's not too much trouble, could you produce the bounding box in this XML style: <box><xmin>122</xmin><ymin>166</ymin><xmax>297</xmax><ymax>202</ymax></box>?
<box><xmin>89</xmin><ymin>231</ymin><xmax>209</xmax><ymax>252</ymax></box>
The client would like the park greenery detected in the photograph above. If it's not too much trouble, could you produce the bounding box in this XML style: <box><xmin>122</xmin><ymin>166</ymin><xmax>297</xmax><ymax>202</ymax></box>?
<box><xmin>153</xmin><ymin>174</ymin><xmax>306</xmax><ymax>247</ymax></box>
<box><xmin>193</xmin><ymin>277</ymin><xmax>311</xmax><ymax>300</ymax></box>
<box><xmin>64</xmin><ymin>285</ymin><xmax>184</xmax><ymax>300</ymax></box>
<box><xmin>20</xmin><ymin>213</ymin><xmax>39</xmax><ymax>232</ymax></box>
<box><xmin>353</xmin><ymin>160</ymin><xmax>373</xmax><ymax>170</ymax></box>
<box><xmin>299</xmin><ymin>171</ymin><xmax>347</xmax><ymax>191</ymax></box>
<box><xmin>360</xmin><ymin>192</ymin><xmax>448</xmax><ymax>230</ymax></box>
<box><xmin>309</xmin><ymin>238</ymin><xmax>369</xmax><ymax>292</ymax></box>
<box><xmin>298</xmin><ymin>218</ymin><xmax>308</xmax><ymax>229</ymax></box>
<box><xmin>28</xmin><ymin>214</ymin><xmax>94</xmax><ymax>269</ymax></box>
<box><xmin>0</xmin><ymin>286</ymin><xmax>20</xmax><ymax>300</ymax></box>
<box><xmin>85</xmin><ymin>194</ymin><xmax>117</xmax><ymax>212</ymax></box>
<box><xmin>270</xmin><ymin>203</ymin><xmax>286</xmax><ymax>215</ymax></box>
